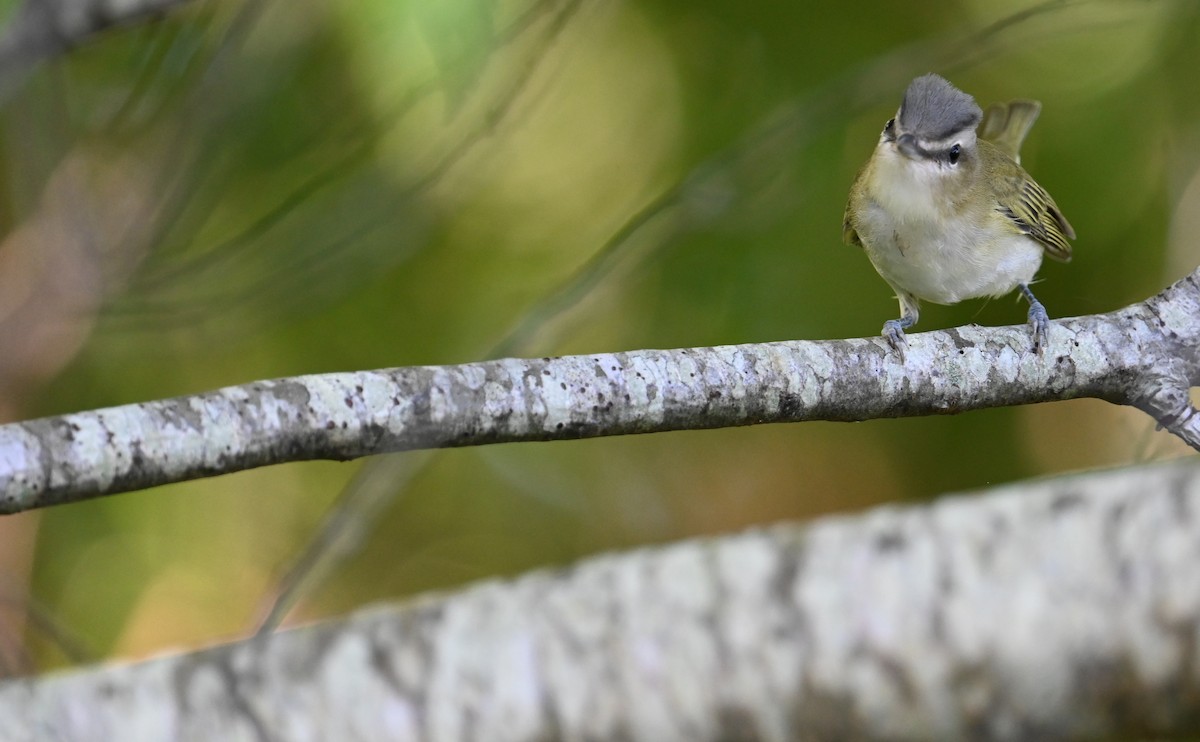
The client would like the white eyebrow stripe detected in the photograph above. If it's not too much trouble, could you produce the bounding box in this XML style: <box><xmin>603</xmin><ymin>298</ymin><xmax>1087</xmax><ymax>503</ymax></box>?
<box><xmin>915</xmin><ymin>131</ymin><xmax>977</xmax><ymax>151</ymax></box>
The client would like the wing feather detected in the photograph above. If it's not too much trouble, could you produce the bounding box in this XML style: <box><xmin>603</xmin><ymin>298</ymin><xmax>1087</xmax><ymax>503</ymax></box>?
<box><xmin>996</xmin><ymin>172</ymin><xmax>1076</xmax><ymax>262</ymax></box>
<box><xmin>843</xmin><ymin>200</ymin><xmax>862</xmax><ymax>247</ymax></box>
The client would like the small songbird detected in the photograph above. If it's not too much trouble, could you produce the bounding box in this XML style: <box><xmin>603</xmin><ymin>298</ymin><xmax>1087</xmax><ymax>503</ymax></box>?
<box><xmin>843</xmin><ymin>74</ymin><xmax>1075</xmax><ymax>354</ymax></box>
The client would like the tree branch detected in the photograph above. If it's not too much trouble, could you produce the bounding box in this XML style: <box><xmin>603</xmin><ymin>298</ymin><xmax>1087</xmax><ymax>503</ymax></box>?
<box><xmin>2</xmin><ymin>459</ymin><xmax>1198</xmax><ymax>740</ymax></box>
<box><xmin>3</xmin><ymin>269</ymin><xmax>1200</xmax><ymax>513</ymax></box>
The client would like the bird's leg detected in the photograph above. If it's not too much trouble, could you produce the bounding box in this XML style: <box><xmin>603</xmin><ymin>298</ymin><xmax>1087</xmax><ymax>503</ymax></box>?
<box><xmin>1018</xmin><ymin>283</ymin><xmax>1049</xmax><ymax>353</ymax></box>
<box><xmin>882</xmin><ymin>291</ymin><xmax>920</xmax><ymax>355</ymax></box>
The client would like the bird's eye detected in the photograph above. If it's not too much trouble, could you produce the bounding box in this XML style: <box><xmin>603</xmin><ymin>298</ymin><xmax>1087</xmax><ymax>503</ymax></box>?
<box><xmin>948</xmin><ymin>144</ymin><xmax>961</xmax><ymax>165</ymax></box>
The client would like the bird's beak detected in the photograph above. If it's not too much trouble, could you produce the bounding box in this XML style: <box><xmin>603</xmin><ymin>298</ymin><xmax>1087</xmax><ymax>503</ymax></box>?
<box><xmin>896</xmin><ymin>133</ymin><xmax>924</xmax><ymax>160</ymax></box>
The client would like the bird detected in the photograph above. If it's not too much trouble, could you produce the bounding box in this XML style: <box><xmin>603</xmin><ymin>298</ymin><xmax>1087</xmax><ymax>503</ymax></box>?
<box><xmin>842</xmin><ymin>73</ymin><xmax>1075</xmax><ymax>355</ymax></box>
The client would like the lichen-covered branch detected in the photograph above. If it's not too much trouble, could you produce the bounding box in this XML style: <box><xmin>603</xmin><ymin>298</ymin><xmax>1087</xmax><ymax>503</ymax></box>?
<box><xmin>3</xmin><ymin>270</ymin><xmax>1200</xmax><ymax>514</ymax></box>
<box><xmin>2</xmin><ymin>460</ymin><xmax>1198</xmax><ymax>741</ymax></box>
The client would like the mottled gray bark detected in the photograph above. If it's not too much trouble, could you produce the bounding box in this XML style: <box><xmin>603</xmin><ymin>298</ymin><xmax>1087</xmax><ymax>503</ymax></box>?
<box><xmin>2</xmin><ymin>459</ymin><xmax>1198</xmax><ymax>741</ymax></box>
<box><xmin>4</xmin><ymin>270</ymin><xmax>1200</xmax><ymax>514</ymax></box>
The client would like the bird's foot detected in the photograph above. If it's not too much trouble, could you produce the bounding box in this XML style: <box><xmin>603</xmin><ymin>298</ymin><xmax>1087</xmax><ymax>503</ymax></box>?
<box><xmin>1027</xmin><ymin>298</ymin><xmax>1049</xmax><ymax>353</ymax></box>
<box><xmin>1019</xmin><ymin>284</ymin><xmax>1049</xmax><ymax>354</ymax></box>
<box><xmin>882</xmin><ymin>319</ymin><xmax>909</xmax><ymax>357</ymax></box>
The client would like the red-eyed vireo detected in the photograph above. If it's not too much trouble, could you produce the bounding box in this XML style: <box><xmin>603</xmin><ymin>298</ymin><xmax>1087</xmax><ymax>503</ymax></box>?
<box><xmin>843</xmin><ymin>74</ymin><xmax>1075</xmax><ymax>354</ymax></box>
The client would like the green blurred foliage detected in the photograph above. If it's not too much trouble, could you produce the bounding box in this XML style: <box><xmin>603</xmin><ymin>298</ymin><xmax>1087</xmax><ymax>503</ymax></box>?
<box><xmin>0</xmin><ymin>0</ymin><xmax>1196</xmax><ymax>667</ymax></box>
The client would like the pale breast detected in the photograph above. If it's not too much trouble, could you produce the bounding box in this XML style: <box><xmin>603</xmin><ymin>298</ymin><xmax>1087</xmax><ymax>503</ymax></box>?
<box><xmin>857</xmin><ymin>202</ymin><xmax>1042</xmax><ymax>304</ymax></box>
<box><xmin>853</xmin><ymin>154</ymin><xmax>1044</xmax><ymax>305</ymax></box>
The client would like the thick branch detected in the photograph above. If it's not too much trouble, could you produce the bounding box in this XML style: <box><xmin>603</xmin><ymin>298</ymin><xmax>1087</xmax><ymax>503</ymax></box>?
<box><xmin>3</xmin><ymin>271</ymin><xmax>1200</xmax><ymax>513</ymax></box>
<box><xmin>2</xmin><ymin>460</ymin><xmax>1199</xmax><ymax>740</ymax></box>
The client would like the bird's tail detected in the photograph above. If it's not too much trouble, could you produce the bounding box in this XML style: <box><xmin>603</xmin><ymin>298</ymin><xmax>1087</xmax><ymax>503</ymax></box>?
<box><xmin>979</xmin><ymin>99</ymin><xmax>1041</xmax><ymax>164</ymax></box>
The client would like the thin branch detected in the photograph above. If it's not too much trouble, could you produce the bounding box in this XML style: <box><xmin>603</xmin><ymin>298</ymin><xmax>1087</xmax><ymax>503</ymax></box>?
<box><xmin>246</xmin><ymin>0</ymin><xmax>1147</xmax><ymax>638</ymax></box>
<box><xmin>3</xmin><ymin>459</ymin><xmax>1199</xmax><ymax>740</ymax></box>
<box><xmin>2</xmin><ymin>269</ymin><xmax>1199</xmax><ymax>514</ymax></box>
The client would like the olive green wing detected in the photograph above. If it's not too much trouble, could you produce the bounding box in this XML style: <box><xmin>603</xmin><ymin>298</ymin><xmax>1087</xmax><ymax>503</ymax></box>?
<box><xmin>996</xmin><ymin>169</ymin><xmax>1076</xmax><ymax>262</ymax></box>
<box><xmin>842</xmin><ymin>167</ymin><xmax>865</xmax><ymax>247</ymax></box>
<box><xmin>842</xmin><ymin>199</ymin><xmax>862</xmax><ymax>247</ymax></box>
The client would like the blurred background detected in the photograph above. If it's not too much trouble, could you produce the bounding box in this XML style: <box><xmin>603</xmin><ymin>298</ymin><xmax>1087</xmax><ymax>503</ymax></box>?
<box><xmin>0</xmin><ymin>0</ymin><xmax>1195</xmax><ymax>671</ymax></box>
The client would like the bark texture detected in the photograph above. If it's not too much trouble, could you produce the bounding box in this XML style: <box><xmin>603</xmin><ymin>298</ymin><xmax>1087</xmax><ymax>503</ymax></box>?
<box><xmin>2</xmin><ymin>460</ymin><xmax>1199</xmax><ymax>741</ymax></box>
<box><xmin>4</xmin><ymin>271</ymin><xmax>1200</xmax><ymax>513</ymax></box>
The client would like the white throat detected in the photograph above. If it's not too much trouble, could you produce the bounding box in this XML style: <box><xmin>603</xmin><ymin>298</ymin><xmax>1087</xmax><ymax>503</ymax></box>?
<box><xmin>869</xmin><ymin>146</ymin><xmax>959</xmax><ymax>222</ymax></box>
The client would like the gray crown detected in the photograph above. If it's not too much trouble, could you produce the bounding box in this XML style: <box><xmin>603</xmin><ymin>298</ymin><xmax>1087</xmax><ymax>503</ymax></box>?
<box><xmin>898</xmin><ymin>74</ymin><xmax>982</xmax><ymax>142</ymax></box>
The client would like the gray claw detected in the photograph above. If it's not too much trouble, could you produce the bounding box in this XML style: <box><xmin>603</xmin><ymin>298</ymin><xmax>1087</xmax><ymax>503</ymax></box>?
<box><xmin>882</xmin><ymin>319</ymin><xmax>908</xmax><ymax>355</ymax></box>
